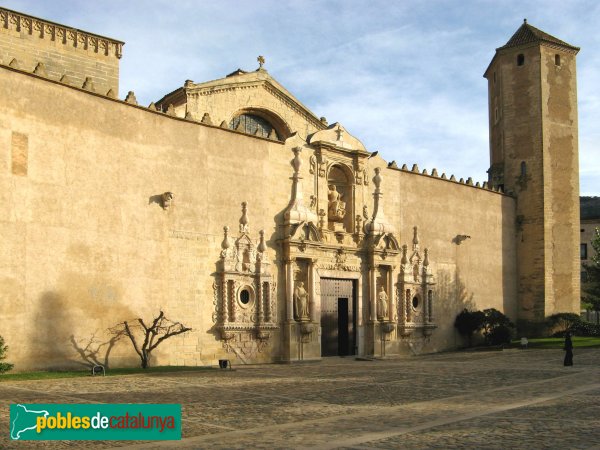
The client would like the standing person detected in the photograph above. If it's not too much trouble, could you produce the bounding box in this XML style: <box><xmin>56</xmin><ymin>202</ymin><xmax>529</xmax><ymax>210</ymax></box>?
<box><xmin>564</xmin><ymin>332</ymin><xmax>574</xmax><ymax>366</ymax></box>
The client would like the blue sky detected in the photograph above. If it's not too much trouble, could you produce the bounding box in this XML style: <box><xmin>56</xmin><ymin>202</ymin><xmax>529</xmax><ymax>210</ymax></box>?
<box><xmin>4</xmin><ymin>0</ymin><xmax>599</xmax><ymax>195</ymax></box>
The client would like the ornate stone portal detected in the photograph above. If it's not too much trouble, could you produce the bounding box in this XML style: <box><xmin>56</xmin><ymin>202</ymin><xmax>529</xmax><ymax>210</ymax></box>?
<box><xmin>212</xmin><ymin>124</ymin><xmax>439</xmax><ymax>362</ymax></box>
<box><xmin>397</xmin><ymin>227</ymin><xmax>437</xmax><ymax>337</ymax></box>
<box><xmin>276</xmin><ymin>124</ymin><xmax>438</xmax><ymax>361</ymax></box>
<box><xmin>213</xmin><ymin>202</ymin><xmax>278</xmax><ymax>358</ymax></box>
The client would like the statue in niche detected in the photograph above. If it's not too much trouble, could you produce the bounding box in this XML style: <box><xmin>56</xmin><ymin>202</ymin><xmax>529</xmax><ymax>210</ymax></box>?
<box><xmin>327</xmin><ymin>184</ymin><xmax>346</xmax><ymax>222</ymax></box>
<box><xmin>294</xmin><ymin>281</ymin><xmax>310</xmax><ymax>321</ymax></box>
<box><xmin>243</xmin><ymin>248</ymin><xmax>252</xmax><ymax>272</ymax></box>
<box><xmin>377</xmin><ymin>286</ymin><xmax>389</xmax><ymax>320</ymax></box>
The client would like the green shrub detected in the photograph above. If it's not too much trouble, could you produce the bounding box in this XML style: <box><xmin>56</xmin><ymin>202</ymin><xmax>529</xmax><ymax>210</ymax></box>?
<box><xmin>487</xmin><ymin>325</ymin><xmax>513</xmax><ymax>345</ymax></box>
<box><xmin>0</xmin><ymin>335</ymin><xmax>14</xmax><ymax>374</ymax></box>
<box><xmin>571</xmin><ymin>321</ymin><xmax>600</xmax><ymax>337</ymax></box>
<box><xmin>546</xmin><ymin>312</ymin><xmax>582</xmax><ymax>336</ymax></box>
<box><xmin>455</xmin><ymin>308</ymin><xmax>516</xmax><ymax>347</ymax></box>
<box><xmin>482</xmin><ymin>308</ymin><xmax>515</xmax><ymax>345</ymax></box>
<box><xmin>454</xmin><ymin>309</ymin><xmax>485</xmax><ymax>347</ymax></box>
<box><xmin>482</xmin><ymin>308</ymin><xmax>514</xmax><ymax>329</ymax></box>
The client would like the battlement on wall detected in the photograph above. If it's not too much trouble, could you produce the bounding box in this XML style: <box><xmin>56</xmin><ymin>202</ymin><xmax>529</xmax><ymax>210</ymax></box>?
<box><xmin>387</xmin><ymin>162</ymin><xmax>507</xmax><ymax>195</ymax></box>
<box><xmin>0</xmin><ymin>7</ymin><xmax>123</xmax><ymax>95</ymax></box>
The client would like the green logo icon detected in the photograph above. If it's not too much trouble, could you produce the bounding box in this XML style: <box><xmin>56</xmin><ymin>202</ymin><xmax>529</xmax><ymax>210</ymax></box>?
<box><xmin>10</xmin><ymin>404</ymin><xmax>181</xmax><ymax>440</ymax></box>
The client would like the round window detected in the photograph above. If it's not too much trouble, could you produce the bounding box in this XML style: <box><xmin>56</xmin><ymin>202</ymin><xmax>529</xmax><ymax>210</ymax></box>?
<box><xmin>412</xmin><ymin>296</ymin><xmax>420</xmax><ymax>309</ymax></box>
<box><xmin>240</xmin><ymin>289</ymin><xmax>251</xmax><ymax>305</ymax></box>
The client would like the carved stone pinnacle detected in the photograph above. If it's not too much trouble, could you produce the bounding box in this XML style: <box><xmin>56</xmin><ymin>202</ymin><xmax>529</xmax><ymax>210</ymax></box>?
<box><xmin>373</xmin><ymin>167</ymin><xmax>382</xmax><ymax>190</ymax></box>
<box><xmin>239</xmin><ymin>202</ymin><xmax>249</xmax><ymax>232</ymax></box>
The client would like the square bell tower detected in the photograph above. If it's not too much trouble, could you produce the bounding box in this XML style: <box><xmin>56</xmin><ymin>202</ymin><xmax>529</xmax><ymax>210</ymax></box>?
<box><xmin>484</xmin><ymin>20</ymin><xmax>581</xmax><ymax>331</ymax></box>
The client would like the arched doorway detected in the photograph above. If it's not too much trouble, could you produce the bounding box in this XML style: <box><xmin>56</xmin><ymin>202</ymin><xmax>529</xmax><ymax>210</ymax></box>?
<box><xmin>320</xmin><ymin>278</ymin><xmax>357</xmax><ymax>356</ymax></box>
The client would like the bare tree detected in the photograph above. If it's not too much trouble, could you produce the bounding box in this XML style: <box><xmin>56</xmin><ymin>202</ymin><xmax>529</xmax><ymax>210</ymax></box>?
<box><xmin>111</xmin><ymin>311</ymin><xmax>192</xmax><ymax>368</ymax></box>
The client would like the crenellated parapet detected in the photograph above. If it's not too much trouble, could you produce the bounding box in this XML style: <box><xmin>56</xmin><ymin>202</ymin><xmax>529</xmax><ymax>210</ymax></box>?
<box><xmin>0</xmin><ymin>7</ymin><xmax>123</xmax><ymax>94</ymax></box>
<box><xmin>387</xmin><ymin>161</ymin><xmax>505</xmax><ymax>194</ymax></box>
<box><xmin>0</xmin><ymin>7</ymin><xmax>123</xmax><ymax>58</ymax></box>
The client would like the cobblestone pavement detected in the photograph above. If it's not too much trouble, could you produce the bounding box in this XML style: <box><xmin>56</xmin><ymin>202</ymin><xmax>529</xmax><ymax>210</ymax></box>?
<box><xmin>1</xmin><ymin>348</ymin><xmax>599</xmax><ymax>449</ymax></box>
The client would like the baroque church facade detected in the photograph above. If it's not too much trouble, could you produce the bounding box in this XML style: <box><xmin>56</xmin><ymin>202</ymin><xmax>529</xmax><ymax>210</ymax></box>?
<box><xmin>0</xmin><ymin>8</ymin><xmax>580</xmax><ymax>369</ymax></box>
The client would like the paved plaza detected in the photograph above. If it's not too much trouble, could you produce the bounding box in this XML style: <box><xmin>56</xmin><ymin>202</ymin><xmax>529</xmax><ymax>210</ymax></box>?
<box><xmin>1</xmin><ymin>348</ymin><xmax>599</xmax><ymax>449</ymax></box>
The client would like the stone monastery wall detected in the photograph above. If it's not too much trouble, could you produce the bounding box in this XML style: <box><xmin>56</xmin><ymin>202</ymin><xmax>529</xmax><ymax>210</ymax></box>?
<box><xmin>1</xmin><ymin>65</ymin><xmax>517</xmax><ymax>370</ymax></box>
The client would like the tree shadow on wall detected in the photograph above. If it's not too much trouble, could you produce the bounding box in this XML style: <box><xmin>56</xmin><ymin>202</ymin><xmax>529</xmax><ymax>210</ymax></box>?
<box><xmin>27</xmin><ymin>291</ymin><xmax>75</xmax><ymax>369</ymax></box>
<box><xmin>28</xmin><ymin>291</ymin><xmax>128</xmax><ymax>370</ymax></box>
<box><xmin>436</xmin><ymin>270</ymin><xmax>475</xmax><ymax>310</ymax></box>
<box><xmin>69</xmin><ymin>330</ymin><xmax>124</xmax><ymax>369</ymax></box>
<box><xmin>435</xmin><ymin>269</ymin><xmax>477</xmax><ymax>347</ymax></box>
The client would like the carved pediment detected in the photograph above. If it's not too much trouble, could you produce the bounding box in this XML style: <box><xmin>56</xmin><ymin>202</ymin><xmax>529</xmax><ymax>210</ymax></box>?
<box><xmin>166</xmin><ymin>70</ymin><xmax>326</xmax><ymax>137</ymax></box>
<box><xmin>308</xmin><ymin>122</ymin><xmax>367</xmax><ymax>152</ymax></box>
<box><xmin>400</xmin><ymin>226</ymin><xmax>434</xmax><ymax>284</ymax></box>
<box><xmin>220</xmin><ymin>203</ymin><xmax>270</xmax><ymax>275</ymax></box>
<box><xmin>373</xmin><ymin>233</ymin><xmax>400</xmax><ymax>251</ymax></box>
<box><xmin>290</xmin><ymin>221</ymin><xmax>322</xmax><ymax>243</ymax></box>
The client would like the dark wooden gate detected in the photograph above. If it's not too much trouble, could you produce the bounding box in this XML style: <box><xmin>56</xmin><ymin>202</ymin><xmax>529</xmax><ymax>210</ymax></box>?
<box><xmin>320</xmin><ymin>278</ymin><xmax>355</xmax><ymax>356</ymax></box>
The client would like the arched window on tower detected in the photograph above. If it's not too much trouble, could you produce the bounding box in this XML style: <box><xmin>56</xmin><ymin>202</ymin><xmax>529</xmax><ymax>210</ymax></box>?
<box><xmin>517</xmin><ymin>54</ymin><xmax>525</xmax><ymax>66</ymax></box>
<box><xmin>555</xmin><ymin>54</ymin><xmax>561</xmax><ymax>66</ymax></box>
<box><xmin>521</xmin><ymin>161</ymin><xmax>527</xmax><ymax>177</ymax></box>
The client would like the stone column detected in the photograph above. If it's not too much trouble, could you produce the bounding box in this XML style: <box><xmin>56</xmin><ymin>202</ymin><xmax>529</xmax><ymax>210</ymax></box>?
<box><xmin>222</xmin><ymin>277</ymin><xmax>230</xmax><ymax>323</ymax></box>
<box><xmin>428</xmin><ymin>289</ymin><xmax>434</xmax><ymax>323</ymax></box>
<box><xmin>230</xmin><ymin>281</ymin><xmax>238</xmax><ymax>322</ymax></box>
<box><xmin>265</xmin><ymin>281</ymin><xmax>272</xmax><ymax>322</ymax></box>
<box><xmin>405</xmin><ymin>289</ymin><xmax>411</xmax><ymax>323</ymax></box>
<box><xmin>370</xmin><ymin>265</ymin><xmax>377</xmax><ymax>321</ymax></box>
<box><xmin>286</xmin><ymin>259</ymin><xmax>294</xmax><ymax>321</ymax></box>
<box><xmin>256</xmin><ymin>279</ymin><xmax>262</xmax><ymax>323</ymax></box>
<box><xmin>387</xmin><ymin>266</ymin><xmax>394</xmax><ymax>322</ymax></box>
<box><xmin>309</xmin><ymin>259</ymin><xmax>318</xmax><ymax>323</ymax></box>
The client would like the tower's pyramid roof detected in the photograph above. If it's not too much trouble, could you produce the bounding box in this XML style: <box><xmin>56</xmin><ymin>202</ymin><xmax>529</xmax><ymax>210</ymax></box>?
<box><xmin>499</xmin><ymin>20</ymin><xmax>579</xmax><ymax>51</ymax></box>
<box><xmin>484</xmin><ymin>20</ymin><xmax>579</xmax><ymax>77</ymax></box>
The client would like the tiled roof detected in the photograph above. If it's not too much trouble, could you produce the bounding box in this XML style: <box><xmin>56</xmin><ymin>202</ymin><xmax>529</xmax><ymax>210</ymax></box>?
<box><xmin>581</xmin><ymin>197</ymin><xmax>600</xmax><ymax>221</ymax></box>
<box><xmin>499</xmin><ymin>20</ymin><xmax>579</xmax><ymax>51</ymax></box>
